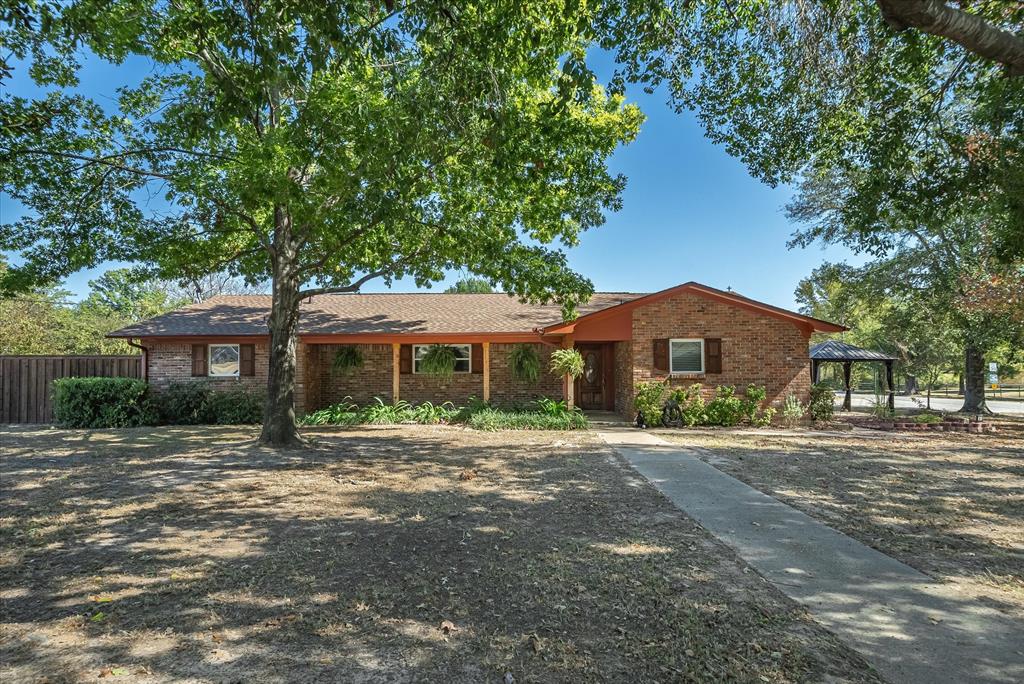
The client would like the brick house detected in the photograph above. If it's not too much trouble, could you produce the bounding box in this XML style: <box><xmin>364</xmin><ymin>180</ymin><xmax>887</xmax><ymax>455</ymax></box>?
<box><xmin>109</xmin><ymin>282</ymin><xmax>843</xmax><ymax>417</ymax></box>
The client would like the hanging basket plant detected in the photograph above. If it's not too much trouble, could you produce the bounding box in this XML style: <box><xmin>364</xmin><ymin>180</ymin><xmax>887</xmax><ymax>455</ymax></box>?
<box><xmin>509</xmin><ymin>344</ymin><xmax>541</xmax><ymax>384</ymax></box>
<box><xmin>549</xmin><ymin>348</ymin><xmax>585</xmax><ymax>379</ymax></box>
<box><xmin>331</xmin><ymin>345</ymin><xmax>364</xmax><ymax>376</ymax></box>
<box><xmin>419</xmin><ymin>344</ymin><xmax>457</xmax><ymax>380</ymax></box>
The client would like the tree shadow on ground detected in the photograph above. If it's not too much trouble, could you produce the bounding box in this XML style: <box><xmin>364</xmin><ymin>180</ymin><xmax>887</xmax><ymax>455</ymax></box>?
<box><xmin>1</xmin><ymin>424</ymin><xmax>881</xmax><ymax>683</ymax></box>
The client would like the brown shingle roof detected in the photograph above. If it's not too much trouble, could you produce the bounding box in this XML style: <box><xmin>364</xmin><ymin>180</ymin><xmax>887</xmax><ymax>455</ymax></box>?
<box><xmin>108</xmin><ymin>292</ymin><xmax>647</xmax><ymax>338</ymax></box>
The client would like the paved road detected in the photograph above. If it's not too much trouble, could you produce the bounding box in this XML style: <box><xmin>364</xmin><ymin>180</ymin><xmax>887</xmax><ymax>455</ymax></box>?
<box><xmin>840</xmin><ymin>392</ymin><xmax>1024</xmax><ymax>415</ymax></box>
<box><xmin>600</xmin><ymin>428</ymin><xmax>1024</xmax><ymax>684</ymax></box>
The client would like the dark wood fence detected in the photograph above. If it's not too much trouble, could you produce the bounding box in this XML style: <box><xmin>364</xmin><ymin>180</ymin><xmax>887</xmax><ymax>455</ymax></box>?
<box><xmin>0</xmin><ymin>355</ymin><xmax>142</xmax><ymax>424</ymax></box>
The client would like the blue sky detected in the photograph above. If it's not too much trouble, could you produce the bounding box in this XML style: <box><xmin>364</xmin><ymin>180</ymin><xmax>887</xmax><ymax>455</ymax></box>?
<box><xmin>1</xmin><ymin>51</ymin><xmax>863</xmax><ymax>310</ymax></box>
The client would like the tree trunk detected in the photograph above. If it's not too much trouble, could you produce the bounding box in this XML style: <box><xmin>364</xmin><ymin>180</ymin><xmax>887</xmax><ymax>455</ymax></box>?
<box><xmin>904</xmin><ymin>374</ymin><xmax>918</xmax><ymax>396</ymax></box>
<box><xmin>959</xmin><ymin>345</ymin><xmax>991</xmax><ymax>415</ymax></box>
<box><xmin>259</xmin><ymin>208</ymin><xmax>304</xmax><ymax>447</ymax></box>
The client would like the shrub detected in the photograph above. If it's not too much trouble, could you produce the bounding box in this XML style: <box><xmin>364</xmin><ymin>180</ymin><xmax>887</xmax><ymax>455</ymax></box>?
<box><xmin>52</xmin><ymin>377</ymin><xmax>155</xmax><ymax>428</ymax></box>
<box><xmin>703</xmin><ymin>385</ymin><xmax>745</xmax><ymax>427</ymax></box>
<box><xmin>781</xmin><ymin>394</ymin><xmax>805</xmax><ymax>427</ymax></box>
<box><xmin>753</xmin><ymin>406</ymin><xmax>776</xmax><ymax>427</ymax></box>
<box><xmin>509</xmin><ymin>345</ymin><xmax>541</xmax><ymax>384</ymax></box>
<box><xmin>156</xmin><ymin>382</ymin><xmax>213</xmax><ymax>424</ymax></box>
<box><xmin>549</xmin><ymin>348</ymin><xmax>585</xmax><ymax>379</ymax></box>
<box><xmin>669</xmin><ymin>383</ymin><xmax>705</xmax><ymax>426</ymax></box>
<box><xmin>808</xmin><ymin>382</ymin><xmax>835</xmax><ymax>422</ymax></box>
<box><xmin>409</xmin><ymin>400</ymin><xmax>457</xmax><ymax>424</ymax></box>
<box><xmin>360</xmin><ymin>397</ymin><xmax>414</xmax><ymax>424</ymax></box>
<box><xmin>331</xmin><ymin>346</ymin><xmax>364</xmax><ymax>375</ymax></box>
<box><xmin>466</xmin><ymin>407</ymin><xmax>588</xmax><ymax>431</ymax></box>
<box><xmin>418</xmin><ymin>345</ymin><xmax>458</xmax><ymax>379</ymax></box>
<box><xmin>203</xmin><ymin>388</ymin><xmax>264</xmax><ymax>424</ymax></box>
<box><xmin>634</xmin><ymin>380</ymin><xmax>668</xmax><ymax>427</ymax></box>
<box><xmin>534</xmin><ymin>397</ymin><xmax>577</xmax><ymax>417</ymax></box>
<box><xmin>301</xmin><ymin>398</ymin><xmax>360</xmax><ymax>426</ymax></box>
<box><xmin>155</xmin><ymin>382</ymin><xmax>264</xmax><ymax>425</ymax></box>
<box><xmin>912</xmin><ymin>412</ymin><xmax>943</xmax><ymax>424</ymax></box>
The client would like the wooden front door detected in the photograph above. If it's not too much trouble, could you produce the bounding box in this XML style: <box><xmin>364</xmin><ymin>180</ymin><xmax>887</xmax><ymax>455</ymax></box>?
<box><xmin>575</xmin><ymin>344</ymin><xmax>614</xmax><ymax>411</ymax></box>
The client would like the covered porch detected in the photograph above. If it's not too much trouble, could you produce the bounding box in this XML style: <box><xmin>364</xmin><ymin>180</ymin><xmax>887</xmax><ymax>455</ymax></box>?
<box><xmin>810</xmin><ymin>340</ymin><xmax>897</xmax><ymax>411</ymax></box>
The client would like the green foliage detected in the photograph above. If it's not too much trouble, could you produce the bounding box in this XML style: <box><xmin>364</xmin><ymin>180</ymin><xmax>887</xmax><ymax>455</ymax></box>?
<box><xmin>360</xmin><ymin>398</ymin><xmax>414</xmax><ymax>425</ymax></box>
<box><xmin>509</xmin><ymin>344</ymin><xmax>542</xmax><ymax>384</ymax></box>
<box><xmin>52</xmin><ymin>377</ymin><xmax>154</xmax><ymax>428</ymax></box>
<box><xmin>466</xmin><ymin>408</ymin><xmax>588</xmax><ymax>431</ymax></box>
<box><xmin>634</xmin><ymin>380</ymin><xmax>668</xmax><ymax>427</ymax></box>
<box><xmin>409</xmin><ymin>401</ymin><xmax>457</xmax><ymax>425</ymax></box>
<box><xmin>534</xmin><ymin>397</ymin><xmax>575</xmax><ymax>417</ymax></box>
<box><xmin>740</xmin><ymin>383</ymin><xmax>767</xmax><ymax>424</ymax></box>
<box><xmin>753</xmin><ymin>407</ymin><xmax>776</xmax><ymax>428</ymax></box>
<box><xmin>330</xmin><ymin>346</ymin><xmax>364</xmax><ymax>376</ymax></box>
<box><xmin>781</xmin><ymin>395</ymin><xmax>805</xmax><ymax>428</ymax></box>
<box><xmin>153</xmin><ymin>382</ymin><xmax>264</xmax><ymax>425</ymax></box>
<box><xmin>301</xmin><ymin>398</ymin><xmax>360</xmax><ymax>426</ymax></box>
<box><xmin>550</xmin><ymin>348</ymin><xmax>585</xmax><ymax>379</ymax></box>
<box><xmin>668</xmin><ymin>383</ymin><xmax>705</xmax><ymax>427</ymax></box>
<box><xmin>912</xmin><ymin>413</ymin><xmax>943</xmax><ymax>424</ymax></box>
<box><xmin>445</xmin><ymin>278</ymin><xmax>493</xmax><ymax>294</ymax></box>
<box><xmin>703</xmin><ymin>385</ymin><xmax>744</xmax><ymax>427</ymax></box>
<box><xmin>808</xmin><ymin>382</ymin><xmax>836</xmax><ymax>423</ymax></box>
<box><xmin>418</xmin><ymin>345</ymin><xmax>458</xmax><ymax>380</ymax></box>
<box><xmin>203</xmin><ymin>389</ymin><xmax>264</xmax><ymax>425</ymax></box>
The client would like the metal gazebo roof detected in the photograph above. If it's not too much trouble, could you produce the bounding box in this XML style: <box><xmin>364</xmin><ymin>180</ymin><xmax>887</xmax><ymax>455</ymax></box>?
<box><xmin>810</xmin><ymin>340</ymin><xmax>896</xmax><ymax>362</ymax></box>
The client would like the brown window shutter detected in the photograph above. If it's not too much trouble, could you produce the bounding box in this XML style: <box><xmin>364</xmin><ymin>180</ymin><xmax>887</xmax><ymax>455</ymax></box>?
<box><xmin>239</xmin><ymin>344</ymin><xmax>256</xmax><ymax>376</ymax></box>
<box><xmin>471</xmin><ymin>343</ymin><xmax>483</xmax><ymax>374</ymax></box>
<box><xmin>652</xmin><ymin>338</ymin><xmax>669</xmax><ymax>372</ymax></box>
<box><xmin>191</xmin><ymin>344</ymin><xmax>207</xmax><ymax>377</ymax></box>
<box><xmin>399</xmin><ymin>344</ymin><xmax>413</xmax><ymax>374</ymax></box>
<box><xmin>705</xmin><ymin>338</ymin><xmax>722</xmax><ymax>374</ymax></box>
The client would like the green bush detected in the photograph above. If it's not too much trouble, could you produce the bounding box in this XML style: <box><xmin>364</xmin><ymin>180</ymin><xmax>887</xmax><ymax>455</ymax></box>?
<box><xmin>912</xmin><ymin>412</ymin><xmax>943</xmax><ymax>424</ymax></box>
<box><xmin>155</xmin><ymin>382</ymin><xmax>264</xmax><ymax>425</ymax></box>
<box><xmin>203</xmin><ymin>388</ymin><xmax>264</xmax><ymax>424</ymax></box>
<box><xmin>703</xmin><ymin>385</ymin><xmax>745</xmax><ymax>427</ymax></box>
<box><xmin>670</xmin><ymin>383</ymin><xmax>706</xmax><ymax>426</ymax></box>
<box><xmin>634</xmin><ymin>380</ymin><xmax>668</xmax><ymax>427</ymax></box>
<box><xmin>466</xmin><ymin>407</ymin><xmax>588</xmax><ymax>431</ymax></box>
<box><xmin>156</xmin><ymin>382</ymin><xmax>213</xmax><ymax>424</ymax></box>
<box><xmin>52</xmin><ymin>377</ymin><xmax>155</xmax><ymax>428</ymax></box>
<box><xmin>781</xmin><ymin>394</ymin><xmax>805</xmax><ymax>427</ymax></box>
<box><xmin>808</xmin><ymin>382</ymin><xmax>835</xmax><ymax>422</ymax></box>
<box><xmin>301</xmin><ymin>398</ymin><xmax>360</xmax><ymax>426</ymax></box>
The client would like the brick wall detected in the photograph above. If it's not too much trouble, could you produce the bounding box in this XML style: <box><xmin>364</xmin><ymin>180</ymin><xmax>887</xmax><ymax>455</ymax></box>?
<box><xmin>313</xmin><ymin>344</ymin><xmax>394</xmax><ymax>409</ymax></box>
<box><xmin>400</xmin><ymin>368</ymin><xmax>483</xmax><ymax>406</ymax></box>
<box><xmin>147</xmin><ymin>342</ymin><xmax>269</xmax><ymax>392</ymax></box>
<box><xmin>488</xmin><ymin>343</ymin><xmax>563</xmax><ymax>408</ymax></box>
<box><xmin>628</xmin><ymin>292</ymin><xmax>811</xmax><ymax>414</ymax></box>
<box><xmin>613</xmin><ymin>340</ymin><xmax>633</xmax><ymax>416</ymax></box>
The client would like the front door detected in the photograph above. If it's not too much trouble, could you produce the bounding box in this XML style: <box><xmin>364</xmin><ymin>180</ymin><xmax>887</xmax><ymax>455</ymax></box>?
<box><xmin>575</xmin><ymin>344</ymin><xmax>611</xmax><ymax>410</ymax></box>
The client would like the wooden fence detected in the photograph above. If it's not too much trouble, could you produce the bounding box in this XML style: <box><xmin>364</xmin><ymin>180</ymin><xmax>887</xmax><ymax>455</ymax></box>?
<box><xmin>0</xmin><ymin>355</ymin><xmax>142</xmax><ymax>424</ymax></box>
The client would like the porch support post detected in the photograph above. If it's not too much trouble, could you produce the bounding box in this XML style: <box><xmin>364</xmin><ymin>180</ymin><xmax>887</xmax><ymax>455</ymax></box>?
<box><xmin>811</xmin><ymin>358</ymin><xmax>819</xmax><ymax>384</ymax></box>
<box><xmin>562</xmin><ymin>335</ymin><xmax>575</xmax><ymax>408</ymax></box>
<box><xmin>482</xmin><ymin>341</ymin><xmax>490</xmax><ymax>403</ymax></box>
<box><xmin>842</xmin><ymin>361</ymin><xmax>852</xmax><ymax>411</ymax></box>
<box><xmin>886</xmin><ymin>361</ymin><xmax>895</xmax><ymax>412</ymax></box>
<box><xmin>392</xmin><ymin>343</ymin><xmax>400</xmax><ymax>402</ymax></box>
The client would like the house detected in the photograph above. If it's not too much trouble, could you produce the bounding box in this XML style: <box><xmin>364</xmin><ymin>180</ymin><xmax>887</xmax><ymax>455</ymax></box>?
<box><xmin>108</xmin><ymin>281</ymin><xmax>844</xmax><ymax>417</ymax></box>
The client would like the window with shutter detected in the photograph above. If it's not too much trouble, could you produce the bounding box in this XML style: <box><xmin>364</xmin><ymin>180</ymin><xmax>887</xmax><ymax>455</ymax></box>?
<box><xmin>669</xmin><ymin>339</ymin><xmax>704</xmax><ymax>373</ymax></box>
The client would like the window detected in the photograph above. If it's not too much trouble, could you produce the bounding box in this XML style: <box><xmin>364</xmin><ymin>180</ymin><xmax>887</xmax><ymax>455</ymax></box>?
<box><xmin>209</xmin><ymin>344</ymin><xmax>240</xmax><ymax>377</ymax></box>
<box><xmin>413</xmin><ymin>344</ymin><xmax>471</xmax><ymax>374</ymax></box>
<box><xmin>669</xmin><ymin>339</ymin><xmax>704</xmax><ymax>374</ymax></box>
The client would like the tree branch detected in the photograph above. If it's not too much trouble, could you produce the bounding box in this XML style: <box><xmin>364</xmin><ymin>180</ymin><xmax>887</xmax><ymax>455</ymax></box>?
<box><xmin>876</xmin><ymin>0</ymin><xmax>1024</xmax><ymax>76</ymax></box>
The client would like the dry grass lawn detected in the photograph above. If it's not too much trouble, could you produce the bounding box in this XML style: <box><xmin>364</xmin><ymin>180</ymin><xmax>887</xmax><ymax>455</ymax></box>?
<box><xmin>0</xmin><ymin>424</ymin><xmax>881</xmax><ymax>683</ymax></box>
<box><xmin>657</xmin><ymin>426</ymin><xmax>1024</xmax><ymax>615</ymax></box>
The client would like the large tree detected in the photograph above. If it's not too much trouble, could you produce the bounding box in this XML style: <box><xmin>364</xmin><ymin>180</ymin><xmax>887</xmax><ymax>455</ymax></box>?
<box><xmin>1</xmin><ymin>1</ymin><xmax>642</xmax><ymax>445</ymax></box>
<box><xmin>603</xmin><ymin>0</ymin><xmax>1023</xmax><ymax>411</ymax></box>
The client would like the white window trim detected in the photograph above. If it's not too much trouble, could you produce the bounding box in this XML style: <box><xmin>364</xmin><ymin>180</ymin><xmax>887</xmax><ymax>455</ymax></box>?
<box><xmin>412</xmin><ymin>344</ymin><xmax>472</xmax><ymax>374</ymax></box>
<box><xmin>208</xmin><ymin>343</ymin><xmax>241</xmax><ymax>377</ymax></box>
<box><xmin>669</xmin><ymin>338</ymin><xmax>704</xmax><ymax>375</ymax></box>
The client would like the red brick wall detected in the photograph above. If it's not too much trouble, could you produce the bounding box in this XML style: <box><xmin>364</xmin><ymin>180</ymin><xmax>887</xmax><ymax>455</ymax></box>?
<box><xmin>147</xmin><ymin>342</ymin><xmax>269</xmax><ymax>392</ymax></box>
<box><xmin>628</xmin><ymin>292</ymin><xmax>811</xmax><ymax>415</ymax></box>
<box><xmin>488</xmin><ymin>343</ymin><xmax>563</xmax><ymax>407</ymax></box>
<box><xmin>613</xmin><ymin>340</ymin><xmax>633</xmax><ymax>416</ymax></box>
<box><xmin>312</xmin><ymin>344</ymin><xmax>394</xmax><ymax>410</ymax></box>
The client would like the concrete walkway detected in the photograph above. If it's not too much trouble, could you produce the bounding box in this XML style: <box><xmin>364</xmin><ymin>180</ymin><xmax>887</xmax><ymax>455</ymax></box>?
<box><xmin>598</xmin><ymin>428</ymin><xmax>1024</xmax><ymax>684</ymax></box>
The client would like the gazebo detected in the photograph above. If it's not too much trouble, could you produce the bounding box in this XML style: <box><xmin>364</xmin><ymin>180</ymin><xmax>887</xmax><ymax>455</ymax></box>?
<box><xmin>810</xmin><ymin>340</ymin><xmax>897</xmax><ymax>411</ymax></box>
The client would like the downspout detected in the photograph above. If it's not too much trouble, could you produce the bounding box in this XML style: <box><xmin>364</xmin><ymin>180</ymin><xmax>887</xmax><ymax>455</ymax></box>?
<box><xmin>125</xmin><ymin>338</ymin><xmax>149</xmax><ymax>383</ymax></box>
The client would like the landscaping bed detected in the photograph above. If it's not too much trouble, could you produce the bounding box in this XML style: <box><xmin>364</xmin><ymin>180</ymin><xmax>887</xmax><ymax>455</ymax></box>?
<box><xmin>658</xmin><ymin>428</ymin><xmax>1024</xmax><ymax>614</ymax></box>
<box><xmin>0</xmin><ymin>424</ymin><xmax>880</xmax><ymax>683</ymax></box>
